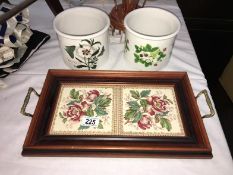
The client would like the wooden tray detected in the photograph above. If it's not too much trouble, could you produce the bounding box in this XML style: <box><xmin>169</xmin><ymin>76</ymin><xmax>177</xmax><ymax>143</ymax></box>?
<box><xmin>21</xmin><ymin>70</ymin><xmax>213</xmax><ymax>158</ymax></box>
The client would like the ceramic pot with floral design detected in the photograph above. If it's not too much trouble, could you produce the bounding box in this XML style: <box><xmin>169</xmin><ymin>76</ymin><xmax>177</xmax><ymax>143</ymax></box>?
<box><xmin>124</xmin><ymin>7</ymin><xmax>181</xmax><ymax>70</ymax></box>
<box><xmin>54</xmin><ymin>7</ymin><xmax>110</xmax><ymax>70</ymax></box>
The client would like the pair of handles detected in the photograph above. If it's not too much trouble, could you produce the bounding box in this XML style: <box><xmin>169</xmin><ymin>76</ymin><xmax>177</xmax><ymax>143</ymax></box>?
<box><xmin>20</xmin><ymin>87</ymin><xmax>215</xmax><ymax>119</ymax></box>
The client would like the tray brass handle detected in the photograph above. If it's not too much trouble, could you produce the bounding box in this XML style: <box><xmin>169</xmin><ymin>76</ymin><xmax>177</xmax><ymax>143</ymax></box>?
<box><xmin>195</xmin><ymin>89</ymin><xmax>215</xmax><ymax>119</ymax></box>
<box><xmin>20</xmin><ymin>87</ymin><xmax>40</xmax><ymax>117</ymax></box>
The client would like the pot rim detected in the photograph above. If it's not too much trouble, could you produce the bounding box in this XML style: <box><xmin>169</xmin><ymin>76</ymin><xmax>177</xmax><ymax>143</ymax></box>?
<box><xmin>124</xmin><ymin>7</ymin><xmax>181</xmax><ymax>40</ymax></box>
<box><xmin>53</xmin><ymin>7</ymin><xmax>110</xmax><ymax>39</ymax></box>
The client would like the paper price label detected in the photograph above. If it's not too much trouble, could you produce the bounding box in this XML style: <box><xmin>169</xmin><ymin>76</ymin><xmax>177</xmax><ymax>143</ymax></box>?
<box><xmin>80</xmin><ymin>117</ymin><xmax>99</xmax><ymax>127</ymax></box>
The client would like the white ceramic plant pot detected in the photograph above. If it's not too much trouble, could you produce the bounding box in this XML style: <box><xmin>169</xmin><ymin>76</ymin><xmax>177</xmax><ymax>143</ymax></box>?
<box><xmin>54</xmin><ymin>7</ymin><xmax>110</xmax><ymax>70</ymax></box>
<box><xmin>124</xmin><ymin>7</ymin><xmax>181</xmax><ymax>71</ymax></box>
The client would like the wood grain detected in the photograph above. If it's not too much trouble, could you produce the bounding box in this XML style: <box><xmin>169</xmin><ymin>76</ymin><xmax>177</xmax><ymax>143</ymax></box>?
<box><xmin>22</xmin><ymin>70</ymin><xmax>212</xmax><ymax>158</ymax></box>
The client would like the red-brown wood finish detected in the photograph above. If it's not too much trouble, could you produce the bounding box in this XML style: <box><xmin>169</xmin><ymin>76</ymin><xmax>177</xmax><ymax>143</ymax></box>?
<box><xmin>22</xmin><ymin>70</ymin><xmax>212</xmax><ymax>158</ymax></box>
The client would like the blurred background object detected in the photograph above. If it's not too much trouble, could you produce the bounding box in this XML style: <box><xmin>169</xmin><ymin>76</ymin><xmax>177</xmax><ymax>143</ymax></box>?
<box><xmin>109</xmin><ymin>0</ymin><xmax>147</xmax><ymax>34</ymax></box>
<box><xmin>219</xmin><ymin>56</ymin><xmax>233</xmax><ymax>103</ymax></box>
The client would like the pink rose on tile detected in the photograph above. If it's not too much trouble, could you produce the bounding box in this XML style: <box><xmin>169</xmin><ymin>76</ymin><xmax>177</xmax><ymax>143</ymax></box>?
<box><xmin>86</xmin><ymin>90</ymin><xmax>100</xmax><ymax>102</ymax></box>
<box><xmin>138</xmin><ymin>113</ymin><xmax>152</xmax><ymax>130</ymax></box>
<box><xmin>65</xmin><ymin>101</ymin><xmax>89</xmax><ymax>122</ymax></box>
<box><xmin>147</xmin><ymin>95</ymin><xmax>168</xmax><ymax>115</ymax></box>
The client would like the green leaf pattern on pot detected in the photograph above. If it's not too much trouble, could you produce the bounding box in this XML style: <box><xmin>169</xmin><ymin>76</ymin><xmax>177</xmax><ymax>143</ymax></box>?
<box><xmin>65</xmin><ymin>39</ymin><xmax>105</xmax><ymax>70</ymax></box>
<box><xmin>134</xmin><ymin>44</ymin><xmax>166</xmax><ymax>67</ymax></box>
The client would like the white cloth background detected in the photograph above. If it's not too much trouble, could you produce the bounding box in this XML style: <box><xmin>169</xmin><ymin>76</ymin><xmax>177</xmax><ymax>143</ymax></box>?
<box><xmin>0</xmin><ymin>0</ymin><xmax>232</xmax><ymax>175</ymax></box>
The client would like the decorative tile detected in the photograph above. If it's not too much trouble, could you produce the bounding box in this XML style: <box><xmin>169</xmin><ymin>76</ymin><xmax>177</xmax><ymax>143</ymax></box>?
<box><xmin>119</xmin><ymin>86</ymin><xmax>185</xmax><ymax>136</ymax></box>
<box><xmin>49</xmin><ymin>84</ymin><xmax>185</xmax><ymax>137</ymax></box>
<box><xmin>49</xmin><ymin>84</ymin><xmax>116</xmax><ymax>135</ymax></box>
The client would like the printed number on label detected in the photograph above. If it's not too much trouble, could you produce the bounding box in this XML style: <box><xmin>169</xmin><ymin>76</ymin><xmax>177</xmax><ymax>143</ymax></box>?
<box><xmin>81</xmin><ymin>117</ymin><xmax>99</xmax><ymax>127</ymax></box>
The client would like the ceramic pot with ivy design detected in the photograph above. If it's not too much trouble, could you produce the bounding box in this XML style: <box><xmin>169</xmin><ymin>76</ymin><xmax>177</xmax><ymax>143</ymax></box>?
<box><xmin>124</xmin><ymin>7</ymin><xmax>181</xmax><ymax>70</ymax></box>
<box><xmin>54</xmin><ymin>7</ymin><xmax>110</xmax><ymax>70</ymax></box>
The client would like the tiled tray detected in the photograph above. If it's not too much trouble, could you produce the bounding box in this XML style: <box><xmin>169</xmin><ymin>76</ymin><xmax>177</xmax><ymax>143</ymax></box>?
<box><xmin>22</xmin><ymin>70</ymin><xmax>212</xmax><ymax>158</ymax></box>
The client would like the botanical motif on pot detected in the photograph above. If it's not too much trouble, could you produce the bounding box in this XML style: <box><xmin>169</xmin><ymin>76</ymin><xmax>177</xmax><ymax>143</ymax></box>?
<box><xmin>134</xmin><ymin>44</ymin><xmax>166</xmax><ymax>67</ymax></box>
<box><xmin>124</xmin><ymin>89</ymin><xmax>173</xmax><ymax>131</ymax></box>
<box><xmin>65</xmin><ymin>39</ymin><xmax>105</xmax><ymax>70</ymax></box>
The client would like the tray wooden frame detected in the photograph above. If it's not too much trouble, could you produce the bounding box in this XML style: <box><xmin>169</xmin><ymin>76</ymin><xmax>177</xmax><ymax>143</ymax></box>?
<box><xmin>22</xmin><ymin>70</ymin><xmax>212</xmax><ymax>158</ymax></box>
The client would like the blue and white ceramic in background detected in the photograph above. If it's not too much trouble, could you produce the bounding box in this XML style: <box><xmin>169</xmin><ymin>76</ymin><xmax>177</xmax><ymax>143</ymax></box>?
<box><xmin>68</xmin><ymin>0</ymin><xmax>85</xmax><ymax>7</ymax></box>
